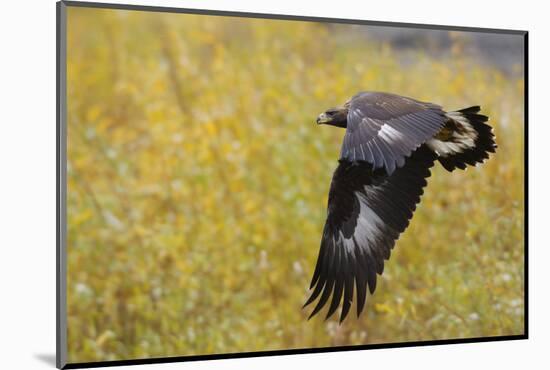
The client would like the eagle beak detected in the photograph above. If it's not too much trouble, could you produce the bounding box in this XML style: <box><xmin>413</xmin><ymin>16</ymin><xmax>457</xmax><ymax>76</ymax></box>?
<box><xmin>317</xmin><ymin>113</ymin><xmax>331</xmax><ymax>125</ymax></box>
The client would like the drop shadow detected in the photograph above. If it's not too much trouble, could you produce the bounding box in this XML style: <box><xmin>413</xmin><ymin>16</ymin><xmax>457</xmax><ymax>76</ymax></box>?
<box><xmin>34</xmin><ymin>353</ymin><xmax>56</xmax><ymax>367</ymax></box>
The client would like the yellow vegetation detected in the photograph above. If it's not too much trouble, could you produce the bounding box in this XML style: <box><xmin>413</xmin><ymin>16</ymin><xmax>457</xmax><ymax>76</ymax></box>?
<box><xmin>66</xmin><ymin>7</ymin><xmax>525</xmax><ymax>363</ymax></box>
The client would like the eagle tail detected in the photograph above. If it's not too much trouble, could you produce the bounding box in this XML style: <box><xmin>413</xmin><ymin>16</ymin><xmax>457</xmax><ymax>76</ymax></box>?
<box><xmin>428</xmin><ymin>106</ymin><xmax>497</xmax><ymax>172</ymax></box>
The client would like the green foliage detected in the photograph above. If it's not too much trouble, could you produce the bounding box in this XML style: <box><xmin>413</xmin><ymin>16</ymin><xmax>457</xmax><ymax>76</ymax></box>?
<box><xmin>66</xmin><ymin>8</ymin><xmax>525</xmax><ymax>363</ymax></box>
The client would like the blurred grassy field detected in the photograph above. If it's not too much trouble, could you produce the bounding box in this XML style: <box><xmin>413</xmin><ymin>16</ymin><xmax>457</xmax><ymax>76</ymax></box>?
<box><xmin>66</xmin><ymin>7</ymin><xmax>525</xmax><ymax>363</ymax></box>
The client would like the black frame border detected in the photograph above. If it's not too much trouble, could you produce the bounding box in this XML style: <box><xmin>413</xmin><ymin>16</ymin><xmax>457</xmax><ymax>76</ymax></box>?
<box><xmin>56</xmin><ymin>1</ymin><xmax>529</xmax><ymax>369</ymax></box>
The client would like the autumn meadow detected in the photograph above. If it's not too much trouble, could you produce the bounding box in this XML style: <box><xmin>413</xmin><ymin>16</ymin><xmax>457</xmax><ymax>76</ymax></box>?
<box><xmin>66</xmin><ymin>7</ymin><xmax>525</xmax><ymax>363</ymax></box>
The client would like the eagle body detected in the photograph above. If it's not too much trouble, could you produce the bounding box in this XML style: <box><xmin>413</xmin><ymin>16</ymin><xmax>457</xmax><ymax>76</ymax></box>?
<box><xmin>306</xmin><ymin>91</ymin><xmax>496</xmax><ymax>322</ymax></box>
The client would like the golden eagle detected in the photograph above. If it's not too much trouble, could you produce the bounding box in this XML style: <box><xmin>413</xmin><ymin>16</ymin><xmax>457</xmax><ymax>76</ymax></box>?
<box><xmin>304</xmin><ymin>91</ymin><xmax>496</xmax><ymax>322</ymax></box>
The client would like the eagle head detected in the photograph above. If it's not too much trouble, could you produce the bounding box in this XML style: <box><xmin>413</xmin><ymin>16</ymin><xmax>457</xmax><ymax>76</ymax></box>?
<box><xmin>316</xmin><ymin>106</ymin><xmax>348</xmax><ymax>128</ymax></box>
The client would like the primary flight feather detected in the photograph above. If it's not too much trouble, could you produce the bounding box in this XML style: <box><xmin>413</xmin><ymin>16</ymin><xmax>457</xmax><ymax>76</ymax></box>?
<box><xmin>305</xmin><ymin>91</ymin><xmax>496</xmax><ymax>323</ymax></box>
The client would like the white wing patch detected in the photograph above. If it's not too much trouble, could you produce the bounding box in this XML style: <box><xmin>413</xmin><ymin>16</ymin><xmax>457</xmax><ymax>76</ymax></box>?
<box><xmin>344</xmin><ymin>192</ymin><xmax>386</xmax><ymax>253</ymax></box>
<box><xmin>427</xmin><ymin>112</ymin><xmax>478</xmax><ymax>157</ymax></box>
<box><xmin>378</xmin><ymin>123</ymin><xmax>406</xmax><ymax>142</ymax></box>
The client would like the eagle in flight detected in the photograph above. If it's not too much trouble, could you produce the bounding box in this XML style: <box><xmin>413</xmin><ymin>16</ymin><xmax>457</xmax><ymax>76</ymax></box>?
<box><xmin>304</xmin><ymin>91</ymin><xmax>496</xmax><ymax>323</ymax></box>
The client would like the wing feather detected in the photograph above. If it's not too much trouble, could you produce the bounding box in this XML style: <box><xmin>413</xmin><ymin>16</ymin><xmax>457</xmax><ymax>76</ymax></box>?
<box><xmin>304</xmin><ymin>145</ymin><xmax>437</xmax><ymax>321</ymax></box>
<box><xmin>341</xmin><ymin>92</ymin><xmax>446</xmax><ymax>174</ymax></box>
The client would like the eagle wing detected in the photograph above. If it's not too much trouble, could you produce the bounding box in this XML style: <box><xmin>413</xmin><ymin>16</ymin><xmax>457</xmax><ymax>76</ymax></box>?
<box><xmin>341</xmin><ymin>92</ymin><xmax>447</xmax><ymax>174</ymax></box>
<box><xmin>304</xmin><ymin>145</ymin><xmax>437</xmax><ymax>322</ymax></box>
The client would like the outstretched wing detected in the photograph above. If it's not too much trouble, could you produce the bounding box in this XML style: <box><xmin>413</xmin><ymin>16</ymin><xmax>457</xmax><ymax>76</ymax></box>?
<box><xmin>340</xmin><ymin>91</ymin><xmax>446</xmax><ymax>174</ymax></box>
<box><xmin>304</xmin><ymin>145</ymin><xmax>437</xmax><ymax>322</ymax></box>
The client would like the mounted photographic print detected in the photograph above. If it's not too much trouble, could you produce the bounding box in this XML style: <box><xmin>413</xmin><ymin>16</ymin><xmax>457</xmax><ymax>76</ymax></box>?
<box><xmin>56</xmin><ymin>1</ymin><xmax>528</xmax><ymax>368</ymax></box>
